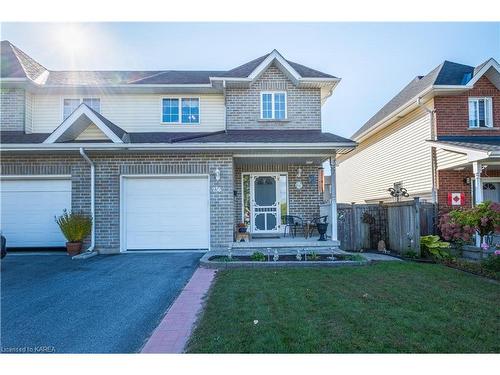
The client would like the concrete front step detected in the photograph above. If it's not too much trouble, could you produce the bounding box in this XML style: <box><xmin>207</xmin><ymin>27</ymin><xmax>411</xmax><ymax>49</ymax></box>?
<box><xmin>232</xmin><ymin>239</ymin><xmax>340</xmax><ymax>251</ymax></box>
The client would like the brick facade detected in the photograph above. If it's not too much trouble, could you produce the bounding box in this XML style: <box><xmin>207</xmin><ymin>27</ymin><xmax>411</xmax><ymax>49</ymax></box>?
<box><xmin>234</xmin><ymin>163</ymin><xmax>323</xmax><ymax>234</ymax></box>
<box><xmin>0</xmin><ymin>88</ymin><xmax>25</xmax><ymax>131</ymax></box>
<box><xmin>1</xmin><ymin>152</ymin><xmax>234</xmax><ymax>253</ymax></box>
<box><xmin>226</xmin><ymin>64</ymin><xmax>322</xmax><ymax>130</ymax></box>
<box><xmin>437</xmin><ymin>168</ymin><xmax>500</xmax><ymax>211</ymax></box>
<box><xmin>435</xmin><ymin>76</ymin><xmax>500</xmax><ymax>137</ymax></box>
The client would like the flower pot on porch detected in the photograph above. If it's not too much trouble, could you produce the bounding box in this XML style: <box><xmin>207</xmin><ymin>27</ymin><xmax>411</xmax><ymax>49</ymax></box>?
<box><xmin>66</xmin><ymin>242</ymin><xmax>82</xmax><ymax>256</ymax></box>
<box><xmin>316</xmin><ymin>223</ymin><xmax>328</xmax><ymax>241</ymax></box>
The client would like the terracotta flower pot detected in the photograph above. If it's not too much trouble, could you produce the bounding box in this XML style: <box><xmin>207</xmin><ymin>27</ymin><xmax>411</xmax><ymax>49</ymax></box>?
<box><xmin>66</xmin><ymin>242</ymin><xmax>82</xmax><ymax>256</ymax></box>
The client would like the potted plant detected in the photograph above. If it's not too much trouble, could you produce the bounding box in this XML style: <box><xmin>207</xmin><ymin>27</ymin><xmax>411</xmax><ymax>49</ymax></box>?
<box><xmin>55</xmin><ymin>210</ymin><xmax>92</xmax><ymax>256</ymax></box>
<box><xmin>237</xmin><ymin>222</ymin><xmax>247</xmax><ymax>233</ymax></box>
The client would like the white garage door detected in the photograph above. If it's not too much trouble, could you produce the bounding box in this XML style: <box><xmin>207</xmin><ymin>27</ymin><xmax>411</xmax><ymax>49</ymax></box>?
<box><xmin>122</xmin><ymin>176</ymin><xmax>209</xmax><ymax>250</ymax></box>
<box><xmin>0</xmin><ymin>178</ymin><xmax>72</xmax><ymax>248</ymax></box>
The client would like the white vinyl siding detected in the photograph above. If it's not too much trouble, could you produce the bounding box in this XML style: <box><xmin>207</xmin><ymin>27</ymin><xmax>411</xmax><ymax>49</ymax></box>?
<box><xmin>31</xmin><ymin>94</ymin><xmax>225</xmax><ymax>133</ymax></box>
<box><xmin>25</xmin><ymin>91</ymin><xmax>33</xmax><ymax>133</ymax></box>
<box><xmin>435</xmin><ymin>148</ymin><xmax>469</xmax><ymax>170</ymax></box>
<box><xmin>336</xmin><ymin>105</ymin><xmax>433</xmax><ymax>203</ymax></box>
<box><xmin>75</xmin><ymin>123</ymin><xmax>108</xmax><ymax>141</ymax></box>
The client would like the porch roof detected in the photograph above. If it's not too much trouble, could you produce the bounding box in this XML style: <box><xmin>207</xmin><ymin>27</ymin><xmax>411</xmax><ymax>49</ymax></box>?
<box><xmin>427</xmin><ymin>137</ymin><xmax>500</xmax><ymax>163</ymax></box>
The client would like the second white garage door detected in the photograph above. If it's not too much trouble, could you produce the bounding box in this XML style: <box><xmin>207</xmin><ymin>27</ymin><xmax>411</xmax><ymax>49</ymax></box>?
<box><xmin>122</xmin><ymin>176</ymin><xmax>209</xmax><ymax>250</ymax></box>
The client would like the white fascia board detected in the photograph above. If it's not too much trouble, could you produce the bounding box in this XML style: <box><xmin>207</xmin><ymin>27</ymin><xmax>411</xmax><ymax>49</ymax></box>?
<box><xmin>426</xmin><ymin>140</ymin><xmax>491</xmax><ymax>162</ymax></box>
<box><xmin>354</xmin><ymin>85</ymin><xmax>435</xmax><ymax>142</ymax></box>
<box><xmin>466</xmin><ymin>58</ymin><xmax>500</xmax><ymax>87</ymax></box>
<box><xmin>1</xmin><ymin>142</ymin><xmax>356</xmax><ymax>151</ymax></box>
<box><xmin>44</xmin><ymin>105</ymin><xmax>123</xmax><ymax>144</ymax></box>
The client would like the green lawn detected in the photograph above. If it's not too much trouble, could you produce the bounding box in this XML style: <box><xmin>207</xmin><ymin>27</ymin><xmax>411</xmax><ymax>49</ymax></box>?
<box><xmin>187</xmin><ymin>262</ymin><xmax>500</xmax><ymax>353</ymax></box>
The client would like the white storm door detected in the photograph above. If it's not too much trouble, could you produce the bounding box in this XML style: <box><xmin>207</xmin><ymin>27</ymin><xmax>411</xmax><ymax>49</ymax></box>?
<box><xmin>250</xmin><ymin>174</ymin><xmax>281</xmax><ymax>234</ymax></box>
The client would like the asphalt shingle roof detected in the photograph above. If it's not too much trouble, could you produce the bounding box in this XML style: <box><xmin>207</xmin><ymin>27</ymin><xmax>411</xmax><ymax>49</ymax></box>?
<box><xmin>352</xmin><ymin>59</ymin><xmax>491</xmax><ymax>140</ymax></box>
<box><xmin>1</xmin><ymin>130</ymin><xmax>356</xmax><ymax>146</ymax></box>
<box><xmin>1</xmin><ymin>41</ymin><xmax>336</xmax><ymax>85</ymax></box>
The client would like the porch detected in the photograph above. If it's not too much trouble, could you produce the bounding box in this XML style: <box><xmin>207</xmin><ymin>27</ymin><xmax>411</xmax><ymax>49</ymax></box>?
<box><xmin>231</xmin><ymin>150</ymin><xmax>344</xmax><ymax>251</ymax></box>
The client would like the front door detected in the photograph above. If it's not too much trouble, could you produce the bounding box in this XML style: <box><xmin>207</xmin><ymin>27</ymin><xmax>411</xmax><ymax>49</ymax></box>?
<box><xmin>251</xmin><ymin>174</ymin><xmax>281</xmax><ymax>234</ymax></box>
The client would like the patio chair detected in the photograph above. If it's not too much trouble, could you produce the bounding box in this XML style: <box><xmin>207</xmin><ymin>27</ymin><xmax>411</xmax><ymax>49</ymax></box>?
<box><xmin>282</xmin><ymin>215</ymin><xmax>303</xmax><ymax>238</ymax></box>
<box><xmin>304</xmin><ymin>215</ymin><xmax>328</xmax><ymax>239</ymax></box>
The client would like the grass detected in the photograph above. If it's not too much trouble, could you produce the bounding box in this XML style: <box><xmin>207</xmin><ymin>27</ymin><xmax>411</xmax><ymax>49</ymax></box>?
<box><xmin>186</xmin><ymin>262</ymin><xmax>500</xmax><ymax>353</ymax></box>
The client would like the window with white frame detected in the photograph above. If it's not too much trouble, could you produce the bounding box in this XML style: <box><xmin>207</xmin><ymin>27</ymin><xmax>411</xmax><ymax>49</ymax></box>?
<box><xmin>261</xmin><ymin>92</ymin><xmax>287</xmax><ymax>120</ymax></box>
<box><xmin>468</xmin><ymin>97</ymin><xmax>493</xmax><ymax>128</ymax></box>
<box><xmin>63</xmin><ymin>97</ymin><xmax>100</xmax><ymax>120</ymax></box>
<box><xmin>162</xmin><ymin>97</ymin><xmax>199</xmax><ymax>124</ymax></box>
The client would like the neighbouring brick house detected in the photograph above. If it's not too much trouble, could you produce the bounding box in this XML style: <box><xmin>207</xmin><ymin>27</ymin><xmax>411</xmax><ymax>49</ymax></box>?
<box><xmin>0</xmin><ymin>41</ymin><xmax>355</xmax><ymax>253</ymax></box>
<box><xmin>337</xmin><ymin>58</ymin><xmax>500</xmax><ymax>213</ymax></box>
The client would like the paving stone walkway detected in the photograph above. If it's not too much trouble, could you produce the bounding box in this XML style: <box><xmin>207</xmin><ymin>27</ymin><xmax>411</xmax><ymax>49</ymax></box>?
<box><xmin>141</xmin><ymin>267</ymin><xmax>216</xmax><ymax>353</ymax></box>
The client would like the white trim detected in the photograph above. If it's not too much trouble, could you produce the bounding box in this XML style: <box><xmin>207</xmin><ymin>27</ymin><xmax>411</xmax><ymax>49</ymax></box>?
<box><xmin>3</xmin><ymin>142</ymin><xmax>356</xmax><ymax>151</ymax></box>
<box><xmin>44</xmin><ymin>104</ymin><xmax>123</xmax><ymax>144</ymax></box>
<box><xmin>60</xmin><ymin>96</ymin><xmax>101</xmax><ymax>123</ymax></box>
<box><xmin>0</xmin><ymin>174</ymin><xmax>71</xmax><ymax>180</ymax></box>
<box><xmin>426</xmin><ymin>140</ymin><xmax>498</xmax><ymax>162</ymax></box>
<box><xmin>468</xmin><ymin>97</ymin><xmax>494</xmax><ymax>128</ymax></box>
<box><xmin>463</xmin><ymin>58</ymin><xmax>500</xmax><ymax>88</ymax></box>
<box><xmin>160</xmin><ymin>96</ymin><xmax>201</xmax><ymax>125</ymax></box>
<box><xmin>249</xmin><ymin>50</ymin><xmax>301</xmax><ymax>82</ymax></box>
<box><xmin>260</xmin><ymin>91</ymin><xmax>287</xmax><ymax>120</ymax></box>
<box><xmin>119</xmin><ymin>174</ymin><xmax>211</xmax><ymax>253</ymax></box>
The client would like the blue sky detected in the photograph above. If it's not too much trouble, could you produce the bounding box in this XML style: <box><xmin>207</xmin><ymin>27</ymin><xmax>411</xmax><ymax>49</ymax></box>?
<box><xmin>1</xmin><ymin>22</ymin><xmax>499</xmax><ymax>138</ymax></box>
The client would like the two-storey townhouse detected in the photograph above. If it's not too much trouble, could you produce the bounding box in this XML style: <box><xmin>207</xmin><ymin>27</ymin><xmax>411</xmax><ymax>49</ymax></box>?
<box><xmin>336</xmin><ymin>58</ymin><xmax>500</xmax><ymax>211</ymax></box>
<box><xmin>0</xmin><ymin>41</ymin><xmax>355</xmax><ymax>254</ymax></box>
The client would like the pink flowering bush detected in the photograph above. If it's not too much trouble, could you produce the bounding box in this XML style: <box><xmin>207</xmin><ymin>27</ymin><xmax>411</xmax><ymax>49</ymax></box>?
<box><xmin>439</xmin><ymin>202</ymin><xmax>500</xmax><ymax>240</ymax></box>
<box><xmin>439</xmin><ymin>201</ymin><xmax>500</xmax><ymax>259</ymax></box>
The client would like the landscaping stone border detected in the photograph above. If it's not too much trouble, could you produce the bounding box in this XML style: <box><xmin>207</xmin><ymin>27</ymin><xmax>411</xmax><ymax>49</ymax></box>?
<box><xmin>200</xmin><ymin>249</ymin><xmax>370</xmax><ymax>269</ymax></box>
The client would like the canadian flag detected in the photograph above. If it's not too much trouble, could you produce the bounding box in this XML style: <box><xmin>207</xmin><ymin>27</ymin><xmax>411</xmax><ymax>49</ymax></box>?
<box><xmin>448</xmin><ymin>192</ymin><xmax>465</xmax><ymax>206</ymax></box>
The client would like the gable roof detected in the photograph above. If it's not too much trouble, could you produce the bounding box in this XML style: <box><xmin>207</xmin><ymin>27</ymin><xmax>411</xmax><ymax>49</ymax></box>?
<box><xmin>0</xmin><ymin>41</ymin><xmax>336</xmax><ymax>86</ymax></box>
<box><xmin>352</xmin><ymin>58</ymin><xmax>500</xmax><ymax>141</ymax></box>
<box><xmin>44</xmin><ymin>103</ymin><xmax>128</xmax><ymax>144</ymax></box>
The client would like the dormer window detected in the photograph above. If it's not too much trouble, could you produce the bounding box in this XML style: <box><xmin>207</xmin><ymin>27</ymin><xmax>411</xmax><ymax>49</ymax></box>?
<box><xmin>261</xmin><ymin>92</ymin><xmax>287</xmax><ymax>120</ymax></box>
<box><xmin>63</xmin><ymin>98</ymin><xmax>100</xmax><ymax>120</ymax></box>
<box><xmin>468</xmin><ymin>97</ymin><xmax>493</xmax><ymax>128</ymax></box>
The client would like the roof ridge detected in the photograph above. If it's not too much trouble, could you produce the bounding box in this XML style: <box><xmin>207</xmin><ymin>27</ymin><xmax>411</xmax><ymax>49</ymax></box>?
<box><xmin>6</xmin><ymin>41</ymin><xmax>48</xmax><ymax>81</ymax></box>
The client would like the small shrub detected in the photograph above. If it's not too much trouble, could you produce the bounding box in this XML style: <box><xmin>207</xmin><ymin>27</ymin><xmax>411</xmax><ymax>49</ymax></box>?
<box><xmin>481</xmin><ymin>253</ymin><xmax>500</xmax><ymax>273</ymax></box>
<box><xmin>250</xmin><ymin>251</ymin><xmax>266</xmax><ymax>262</ymax></box>
<box><xmin>420</xmin><ymin>235</ymin><xmax>451</xmax><ymax>260</ymax></box>
<box><xmin>308</xmin><ymin>252</ymin><xmax>320</xmax><ymax>261</ymax></box>
<box><xmin>403</xmin><ymin>250</ymin><xmax>418</xmax><ymax>259</ymax></box>
<box><xmin>55</xmin><ymin>210</ymin><xmax>92</xmax><ymax>243</ymax></box>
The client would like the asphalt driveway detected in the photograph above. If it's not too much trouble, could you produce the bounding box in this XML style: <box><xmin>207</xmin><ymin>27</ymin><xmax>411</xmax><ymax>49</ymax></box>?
<box><xmin>0</xmin><ymin>252</ymin><xmax>202</xmax><ymax>353</ymax></box>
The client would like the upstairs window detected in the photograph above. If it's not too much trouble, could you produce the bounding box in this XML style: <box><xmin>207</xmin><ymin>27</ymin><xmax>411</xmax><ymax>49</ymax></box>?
<box><xmin>162</xmin><ymin>97</ymin><xmax>199</xmax><ymax>124</ymax></box>
<box><xmin>63</xmin><ymin>98</ymin><xmax>100</xmax><ymax>120</ymax></box>
<box><xmin>468</xmin><ymin>97</ymin><xmax>493</xmax><ymax>128</ymax></box>
<box><xmin>261</xmin><ymin>92</ymin><xmax>287</xmax><ymax>120</ymax></box>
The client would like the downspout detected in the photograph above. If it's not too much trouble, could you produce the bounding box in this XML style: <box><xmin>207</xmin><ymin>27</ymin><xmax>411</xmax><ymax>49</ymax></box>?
<box><xmin>79</xmin><ymin>148</ymin><xmax>95</xmax><ymax>253</ymax></box>
<box><xmin>417</xmin><ymin>97</ymin><xmax>438</xmax><ymax>204</ymax></box>
<box><xmin>223</xmin><ymin>79</ymin><xmax>227</xmax><ymax>132</ymax></box>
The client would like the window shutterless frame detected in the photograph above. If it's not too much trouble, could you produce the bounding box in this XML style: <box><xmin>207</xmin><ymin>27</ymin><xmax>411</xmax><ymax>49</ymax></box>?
<box><xmin>260</xmin><ymin>91</ymin><xmax>287</xmax><ymax>120</ymax></box>
<box><xmin>160</xmin><ymin>96</ymin><xmax>200</xmax><ymax>125</ymax></box>
<box><xmin>61</xmin><ymin>96</ymin><xmax>101</xmax><ymax>121</ymax></box>
<box><xmin>468</xmin><ymin>97</ymin><xmax>493</xmax><ymax>128</ymax></box>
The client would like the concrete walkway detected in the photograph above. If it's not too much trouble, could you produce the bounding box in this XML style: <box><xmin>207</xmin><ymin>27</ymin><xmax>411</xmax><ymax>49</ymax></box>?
<box><xmin>141</xmin><ymin>267</ymin><xmax>217</xmax><ymax>353</ymax></box>
<box><xmin>359</xmin><ymin>252</ymin><xmax>402</xmax><ymax>261</ymax></box>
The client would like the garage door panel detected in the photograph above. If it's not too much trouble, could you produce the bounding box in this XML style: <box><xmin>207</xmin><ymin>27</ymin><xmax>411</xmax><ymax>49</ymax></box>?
<box><xmin>123</xmin><ymin>177</ymin><xmax>209</xmax><ymax>250</ymax></box>
<box><xmin>1</xmin><ymin>179</ymin><xmax>71</xmax><ymax>248</ymax></box>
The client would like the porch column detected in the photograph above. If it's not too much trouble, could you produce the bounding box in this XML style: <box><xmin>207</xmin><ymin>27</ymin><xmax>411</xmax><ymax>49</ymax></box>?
<box><xmin>473</xmin><ymin>161</ymin><xmax>484</xmax><ymax>205</ymax></box>
<box><xmin>473</xmin><ymin>161</ymin><xmax>483</xmax><ymax>247</ymax></box>
<box><xmin>329</xmin><ymin>156</ymin><xmax>338</xmax><ymax>242</ymax></box>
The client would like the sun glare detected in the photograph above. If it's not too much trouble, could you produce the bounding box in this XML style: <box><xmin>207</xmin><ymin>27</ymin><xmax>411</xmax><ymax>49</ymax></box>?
<box><xmin>52</xmin><ymin>23</ymin><xmax>92</xmax><ymax>67</ymax></box>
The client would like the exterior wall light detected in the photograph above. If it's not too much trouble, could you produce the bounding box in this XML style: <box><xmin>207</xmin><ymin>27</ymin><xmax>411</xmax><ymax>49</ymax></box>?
<box><xmin>214</xmin><ymin>168</ymin><xmax>221</xmax><ymax>181</ymax></box>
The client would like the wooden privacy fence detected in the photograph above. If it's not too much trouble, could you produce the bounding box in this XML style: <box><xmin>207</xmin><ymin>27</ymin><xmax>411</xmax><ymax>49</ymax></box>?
<box><xmin>323</xmin><ymin>198</ymin><xmax>436</xmax><ymax>255</ymax></box>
